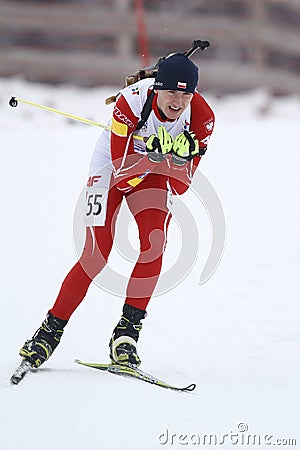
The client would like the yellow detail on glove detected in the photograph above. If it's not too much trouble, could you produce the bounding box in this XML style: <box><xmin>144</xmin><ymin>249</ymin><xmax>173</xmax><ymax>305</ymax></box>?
<box><xmin>145</xmin><ymin>134</ymin><xmax>157</xmax><ymax>151</ymax></box>
<box><xmin>157</xmin><ymin>126</ymin><xmax>174</xmax><ymax>154</ymax></box>
<box><xmin>146</xmin><ymin>126</ymin><xmax>174</xmax><ymax>163</ymax></box>
<box><xmin>172</xmin><ymin>131</ymin><xmax>199</xmax><ymax>158</ymax></box>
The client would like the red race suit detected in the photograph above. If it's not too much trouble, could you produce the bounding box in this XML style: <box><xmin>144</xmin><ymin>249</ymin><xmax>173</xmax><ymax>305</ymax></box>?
<box><xmin>50</xmin><ymin>78</ymin><xmax>215</xmax><ymax>318</ymax></box>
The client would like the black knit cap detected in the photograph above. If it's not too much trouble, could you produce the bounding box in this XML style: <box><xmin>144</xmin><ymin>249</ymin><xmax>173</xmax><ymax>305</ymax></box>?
<box><xmin>154</xmin><ymin>53</ymin><xmax>199</xmax><ymax>93</ymax></box>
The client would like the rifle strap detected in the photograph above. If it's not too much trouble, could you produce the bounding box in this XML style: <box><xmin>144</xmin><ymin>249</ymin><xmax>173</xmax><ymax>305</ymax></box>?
<box><xmin>135</xmin><ymin>90</ymin><xmax>156</xmax><ymax>131</ymax></box>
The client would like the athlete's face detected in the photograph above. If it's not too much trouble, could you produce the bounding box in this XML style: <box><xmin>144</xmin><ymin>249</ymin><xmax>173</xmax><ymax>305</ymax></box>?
<box><xmin>156</xmin><ymin>90</ymin><xmax>193</xmax><ymax>120</ymax></box>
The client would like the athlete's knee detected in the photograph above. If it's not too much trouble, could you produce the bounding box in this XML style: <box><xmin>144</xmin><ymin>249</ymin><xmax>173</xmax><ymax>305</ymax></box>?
<box><xmin>139</xmin><ymin>227</ymin><xmax>167</xmax><ymax>263</ymax></box>
<box><xmin>78</xmin><ymin>245</ymin><xmax>109</xmax><ymax>279</ymax></box>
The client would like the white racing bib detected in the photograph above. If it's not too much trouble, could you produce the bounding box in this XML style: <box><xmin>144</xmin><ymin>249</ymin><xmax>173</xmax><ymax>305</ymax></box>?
<box><xmin>85</xmin><ymin>164</ymin><xmax>112</xmax><ymax>227</ymax></box>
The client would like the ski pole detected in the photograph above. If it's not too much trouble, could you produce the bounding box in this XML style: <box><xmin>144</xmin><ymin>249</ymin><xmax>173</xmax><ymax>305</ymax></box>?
<box><xmin>9</xmin><ymin>96</ymin><xmax>109</xmax><ymax>129</ymax></box>
<box><xmin>9</xmin><ymin>96</ymin><xmax>144</xmax><ymax>141</ymax></box>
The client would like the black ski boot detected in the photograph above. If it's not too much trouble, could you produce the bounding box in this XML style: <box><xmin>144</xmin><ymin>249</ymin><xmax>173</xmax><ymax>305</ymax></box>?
<box><xmin>19</xmin><ymin>312</ymin><xmax>68</xmax><ymax>368</ymax></box>
<box><xmin>109</xmin><ymin>304</ymin><xmax>146</xmax><ymax>367</ymax></box>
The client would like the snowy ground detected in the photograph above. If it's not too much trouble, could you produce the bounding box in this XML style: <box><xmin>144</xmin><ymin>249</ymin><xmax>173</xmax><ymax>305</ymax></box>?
<box><xmin>0</xmin><ymin>77</ymin><xmax>300</xmax><ymax>449</ymax></box>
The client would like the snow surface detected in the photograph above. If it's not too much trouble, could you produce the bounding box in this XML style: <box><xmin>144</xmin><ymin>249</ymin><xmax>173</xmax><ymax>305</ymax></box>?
<box><xmin>0</xmin><ymin>77</ymin><xmax>300</xmax><ymax>450</ymax></box>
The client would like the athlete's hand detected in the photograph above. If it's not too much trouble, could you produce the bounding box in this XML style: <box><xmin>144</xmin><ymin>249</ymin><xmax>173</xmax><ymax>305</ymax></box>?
<box><xmin>146</xmin><ymin>126</ymin><xmax>174</xmax><ymax>163</ymax></box>
<box><xmin>171</xmin><ymin>131</ymin><xmax>199</xmax><ymax>166</ymax></box>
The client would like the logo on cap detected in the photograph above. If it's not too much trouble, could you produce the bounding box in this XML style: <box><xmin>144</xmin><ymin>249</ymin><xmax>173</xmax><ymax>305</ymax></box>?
<box><xmin>177</xmin><ymin>81</ymin><xmax>187</xmax><ymax>89</ymax></box>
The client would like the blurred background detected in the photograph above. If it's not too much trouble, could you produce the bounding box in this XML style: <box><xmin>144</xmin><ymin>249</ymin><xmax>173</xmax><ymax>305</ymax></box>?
<box><xmin>1</xmin><ymin>0</ymin><xmax>300</xmax><ymax>95</ymax></box>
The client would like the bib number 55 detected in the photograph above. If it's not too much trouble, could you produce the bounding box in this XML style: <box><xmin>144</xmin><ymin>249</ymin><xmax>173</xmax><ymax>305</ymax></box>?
<box><xmin>84</xmin><ymin>188</ymin><xmax>108</xmax><ymax>227</ymax></box>
<box><xmin>86</xmin><ymin>193</ymin><xmax>102</xmax><ymax>216</ymax></box>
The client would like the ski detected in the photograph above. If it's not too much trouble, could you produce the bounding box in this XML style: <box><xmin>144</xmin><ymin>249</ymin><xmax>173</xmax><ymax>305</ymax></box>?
<box><xmin>75</xmin><ymin>359</ymin><xmax>196</xmax><ymax>392</ymax></box>
<box><xmin>10</xmin><ymin>360</ymin><xmax>32</xmax><ymax>385</ymax></box>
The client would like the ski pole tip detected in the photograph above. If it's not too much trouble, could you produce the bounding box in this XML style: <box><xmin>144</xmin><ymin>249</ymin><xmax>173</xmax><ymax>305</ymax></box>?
<box><xmin>9</xmin><ymin>96</ymin><xmax>18</xmax><ymax>107</ymax></box>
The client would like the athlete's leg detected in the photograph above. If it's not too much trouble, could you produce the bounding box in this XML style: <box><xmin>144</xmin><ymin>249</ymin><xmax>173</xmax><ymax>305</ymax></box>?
<box><xmin>124</xmin><ymin>176</ymin><xmax>171</xmax><ymax>311</ymax></box>
<box><xmin>109</xmin><ymin>176</ymin><xmax>171</xmax><ymax>366</ymax></box>
<box><xmin>50</xmin><ymin>183</ymin><xmax>123</xmax><ymax>320</ymax></box>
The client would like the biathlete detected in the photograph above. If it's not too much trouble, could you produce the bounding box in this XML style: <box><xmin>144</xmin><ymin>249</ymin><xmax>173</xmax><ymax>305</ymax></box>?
<box><xmin>18</xmin><ymin>53</ymin><xmax>215</xmax><ymax>368</ymax></box>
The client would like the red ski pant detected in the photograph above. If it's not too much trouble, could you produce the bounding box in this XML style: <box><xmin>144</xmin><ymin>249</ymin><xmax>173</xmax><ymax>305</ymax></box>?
<box><xmin>50</xmin><ymin>175</ymin><xmax>171</xmax><ymax>320</ymax></box>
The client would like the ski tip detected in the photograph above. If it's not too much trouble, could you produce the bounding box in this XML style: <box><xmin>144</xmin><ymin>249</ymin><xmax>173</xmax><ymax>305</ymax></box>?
<box><xmin>10</xmin><ymin>375</ymin><xmax>25</xmax><ymax>386</ymax></box>
<box><xmin>183</xmin><ymin>383</ymin><xmax>196</xmax><ymax>392</ymax></box>
<box><xmin>10</xmin><ymin>376</ymin><xmax>19</xmax><ymax>385</ymax></box>
<box><xmin>75</xmin><ymin>359</ymin><xmax>87</xmax><ymax>365</ymax></box>
<box><xmin>10</xmin><ymin>361</ymin><xmax>32</xmax><ymax>385</ymax></box>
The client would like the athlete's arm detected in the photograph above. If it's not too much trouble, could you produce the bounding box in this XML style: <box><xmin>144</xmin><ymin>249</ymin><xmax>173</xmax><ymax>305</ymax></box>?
<box><xmin>168</xmin><ymin>93</ymin><xmax>215</xmax><ymax>195</ymax></box>
<box><xmin>110</xmin><ymin>95</ymin><xmax>161</xmax><ymax>193</ymax></box>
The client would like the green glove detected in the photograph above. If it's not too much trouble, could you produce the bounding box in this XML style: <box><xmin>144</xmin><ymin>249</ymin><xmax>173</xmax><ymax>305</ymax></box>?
<box><xmin>171</xmin><ymin>131</ymin><xmax>199</xmax><ymax>166</ymax></box>
<box><xmin>146</xmin><ymin>126</ymin><xmax>174</xmax><ymax>163</ymax></box>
